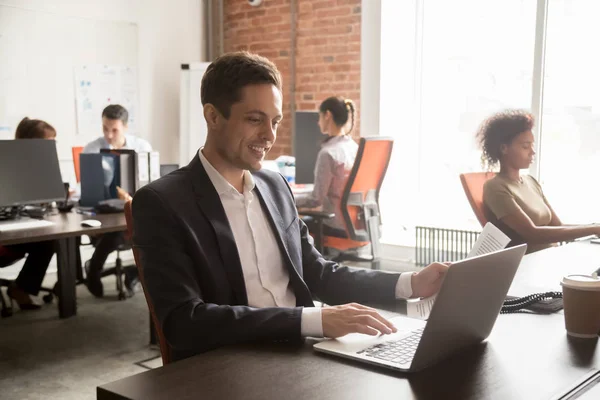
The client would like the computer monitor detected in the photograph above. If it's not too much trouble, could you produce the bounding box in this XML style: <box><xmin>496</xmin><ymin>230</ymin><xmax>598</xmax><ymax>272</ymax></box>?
<box><xmin>100</xmin><ymin>148</ymin><xmax>137</xmax><ymax>195</ymax></box>
<box><xmin>0</xmin><ymin>139</ymin><xmax>65</xmax><ymax>208</ymax></box>
<box><xmin>294</xmin><ymin>111</ymin><xmax>323</xmax><ymax>184</ymax></box>
<box><xmin>160</xmin><ymin>163</ymin><xmax>179</xmax><ymax>177</ymax></box>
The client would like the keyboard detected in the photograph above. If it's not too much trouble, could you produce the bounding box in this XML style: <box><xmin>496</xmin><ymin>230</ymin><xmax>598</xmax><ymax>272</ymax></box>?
<box><xmin>0</xmin><ymin>218</ymin><xmax>54</xmax><ymax>232</ymax></box>
<box><xmin>357</xmin><ymin>328</ymin><xmax>424</xmax><ymax>365</ymax></box>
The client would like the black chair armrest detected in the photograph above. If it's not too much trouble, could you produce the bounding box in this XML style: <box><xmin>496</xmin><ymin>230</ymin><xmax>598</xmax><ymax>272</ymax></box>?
<box><xmin>297</xmin><ymin>209</ymin><xmax>335</xmax><ymax>220</ymax></box>
<box><xmin>298</xmin><ymin>209</ymin><xmax>334</xmax><ymax>254</ymax></box>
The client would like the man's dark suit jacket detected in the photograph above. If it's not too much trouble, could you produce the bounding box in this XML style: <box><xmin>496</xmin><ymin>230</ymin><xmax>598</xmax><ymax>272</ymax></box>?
<box><xmin>132</xmin><ymin>154</ymin><xmax>401</xmax><ymax>362</ymax></box>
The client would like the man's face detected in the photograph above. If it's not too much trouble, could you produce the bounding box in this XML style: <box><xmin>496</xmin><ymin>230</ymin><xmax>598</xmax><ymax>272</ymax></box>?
<box><xmin>211</xmin><ymin>84</ymin><xmax>283</xmax><ymax>171</ymax></box>
<box><xmin>102</xmin><ymin>117</ymin><xmax>127</xmax><ymax>147</ymax></box>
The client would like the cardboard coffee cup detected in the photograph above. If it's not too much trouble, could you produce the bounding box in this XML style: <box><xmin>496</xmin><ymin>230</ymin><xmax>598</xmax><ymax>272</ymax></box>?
<box><xmin>561</xmin><ymin>275</ymin><xmax>600</xmax><ymax>338</ymax></box>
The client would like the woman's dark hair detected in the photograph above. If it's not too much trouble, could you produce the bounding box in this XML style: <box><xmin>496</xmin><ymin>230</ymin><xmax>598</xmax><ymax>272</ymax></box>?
<box><xmin>477</xmin><ymin>110</ymin><xmax>534</xmax><ymax>170</ymax></box>
<box><xmin>15</xmin><ymin>117</ymin><xmax>56</xmax><ymax>139</ymax></box>
<box><xmin>201</xmin><ymin>51</ymin><xmax>282</xmax><ymax>119</ymax></box>
<box><xmin>319</xmin><ymin>96</ymin><xmax>355</xmax><ymax>134</ymax></box>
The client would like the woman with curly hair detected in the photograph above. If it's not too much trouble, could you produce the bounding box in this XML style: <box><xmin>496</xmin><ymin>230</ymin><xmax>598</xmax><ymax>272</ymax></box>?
<box><xmin>478</xmin><ymin>110</ymin><xmax>600</xmax><ymax>253</ymax></box>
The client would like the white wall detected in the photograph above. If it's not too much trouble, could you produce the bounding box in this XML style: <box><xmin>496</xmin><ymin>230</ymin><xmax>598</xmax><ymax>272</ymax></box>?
<box><xmin>360</xmin><ymin>0</ymin><xmax>381</xmax><ymax>138</ymax></box>
<box><xmin>0</xmin><ymin>0</ymin><xmax>204</xmax><ymax>164</ymax></box>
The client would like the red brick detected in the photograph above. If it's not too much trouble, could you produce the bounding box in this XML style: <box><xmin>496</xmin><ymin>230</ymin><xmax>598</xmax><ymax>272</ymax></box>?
<box><xmin>224</xmin><ymin>0</ymin><xmax>362</xmax><ymax>138</ymax></box>
<box><xmin>312</xmin><ymin>1</ymin><xmax>337</xmax><ymax>11</ymax></box>
<box><xmin>316</xmin><ymin>6</ymin><xmax>352</xmax><ymax>18</ymax></box>
<box><xmin>246</xmin><ymin>9</ymin><xmax>266</xmax><ymax>18</ymax></box>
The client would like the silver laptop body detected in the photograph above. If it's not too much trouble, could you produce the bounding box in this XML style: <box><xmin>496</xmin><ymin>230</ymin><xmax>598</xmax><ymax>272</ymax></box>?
<box><xmin>313</xmin><ymin>244</ymin><xmax>527</xmax><ymax>372</ymax></box>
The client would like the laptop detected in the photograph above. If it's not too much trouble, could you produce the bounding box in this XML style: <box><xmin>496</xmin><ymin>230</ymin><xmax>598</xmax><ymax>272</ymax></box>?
<box><xmin>313</xmin><ymin>244</ymin><xmax>527</xmax><ymax>372</ymax></box>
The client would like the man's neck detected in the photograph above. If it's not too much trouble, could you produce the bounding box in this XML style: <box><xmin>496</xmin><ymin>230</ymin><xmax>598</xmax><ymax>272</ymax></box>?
<box><xmin>201</xmin><ymin>148</ymin><xmax>245</xmax><ymax>193</ymax></box>
<box><xmin>111</xmin><ymin>135</ymin><xmax>126</xmax><ymax>149</ymax></box>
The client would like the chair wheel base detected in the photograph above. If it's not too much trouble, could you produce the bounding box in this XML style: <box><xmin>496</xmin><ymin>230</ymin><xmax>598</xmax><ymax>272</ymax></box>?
<box><xmin>42</xmin><ymin>294</ymin><xmax>54</xmax><ymax>304</ymax></box>
<box><xmin>118</xmin><ymin>292</ymin><xmax>127</xmax><ymax>301</ymax></box>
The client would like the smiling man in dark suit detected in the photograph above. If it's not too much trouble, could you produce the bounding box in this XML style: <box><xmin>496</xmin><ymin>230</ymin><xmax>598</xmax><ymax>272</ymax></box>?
<box><xmin>131</xmin><ymin>52</ymin><xmax>448</xmax><ymax>362</ymax></box>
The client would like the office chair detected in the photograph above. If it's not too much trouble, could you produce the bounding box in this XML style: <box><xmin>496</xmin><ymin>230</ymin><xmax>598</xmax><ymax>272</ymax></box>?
<box><xmin>0</xmin><ymin>247</ymin><xmax>55</xmax><ymax>318</ymax></box>
<box><xmin>124</xmin><ymin>200</ymin><xmax>172</xmax><ymax>365</ymax></box>
<box><xmin>73</xmin><ymin>144</ymin><xmax>134</xmax><ymax>300</ymax></box>
<box><xmin>72</xmin><ymin>146</ymin><xmax>84</xmax><ymax>183</ymax></box>
<box><xmin>87</xmin><ymin>241</ymin><xmax>133</xmax><ymax>301</ymax></box>
<box><xmin>299</xmin><ymin>137</ymin><xmax>394</xmax><ymax>270</ymax></box>
<box><xmin>459</xmin><ymin>172</ymin><xmax>496</xmax><ymax>228</ymax></box>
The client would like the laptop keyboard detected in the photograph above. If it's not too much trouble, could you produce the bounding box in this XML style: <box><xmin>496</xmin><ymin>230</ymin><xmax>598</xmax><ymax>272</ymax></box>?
<box><xmin>357</xmin><ymin>328</ymin><xmax>424</xmax><ymax>365</ymax></box>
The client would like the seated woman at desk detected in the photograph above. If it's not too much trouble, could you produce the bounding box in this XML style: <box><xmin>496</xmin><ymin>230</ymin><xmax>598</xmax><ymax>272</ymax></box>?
<box><xmin>479</xmin><ymin>110</ymin><xmax>600</xmax><ymax>253</ymax></box>
<box><xmin>0</xmin><ymin>117</ymin><xmax>56</xmax><ymax>310</ymax></box>
<box><xmin>296</xmin><ymin>96</ymin><xmax>357</xmax><ymax>239</ymax></box>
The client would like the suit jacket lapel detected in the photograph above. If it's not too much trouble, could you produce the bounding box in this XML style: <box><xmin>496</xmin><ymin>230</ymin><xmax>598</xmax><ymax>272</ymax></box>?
<box><xmin>188</xmin><ymin>155</ymin><xmax>248</xmax><ymax>305</ymax></box>
<box><xmin>253</xmin><ymin>177</ymin><xmax>300</xmax><ymax>276</ymax></box>
<box><xmin>253</xmin><ymin>177</ymin><xmax>314</xmax><ymax>306</ymax></box>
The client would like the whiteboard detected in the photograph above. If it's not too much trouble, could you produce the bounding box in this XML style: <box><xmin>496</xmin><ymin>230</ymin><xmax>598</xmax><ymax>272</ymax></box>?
<box><xmin>0</xmin><ymin>5</ymin><xmax>138</xmax><ymax>165</ymax></box>
<box><xmin>74</xmin><ymin>64</ymin><xmax>140</xmax><ymax>136</ymax></box>
<box><xmin>179</xmin><ymin>62</ymin><xmax>210</xmax><ymax>167</ymax></box>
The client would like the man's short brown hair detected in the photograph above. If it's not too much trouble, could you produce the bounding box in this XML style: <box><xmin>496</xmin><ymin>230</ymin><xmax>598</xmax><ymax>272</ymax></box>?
<box><xmin>201</xmin><ymin>52</ymin><xmax>282</xmax><ymax>119</ymax></box>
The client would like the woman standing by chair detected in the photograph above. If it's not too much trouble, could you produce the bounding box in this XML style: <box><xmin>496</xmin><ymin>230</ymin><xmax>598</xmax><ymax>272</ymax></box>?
<box><xmin>0</xmin><ymin>118</ymin><xmax>57</xmax><ymax>310</ymax></box>
<box><xmin>479</xmin><ymin>110</ymin><xmax>600</xmax><ymax>253</ymax></box>
<box><xmin>296</xmin><ymin>96</ymin><xmax>358</xmax><ymax>239</ymax></box>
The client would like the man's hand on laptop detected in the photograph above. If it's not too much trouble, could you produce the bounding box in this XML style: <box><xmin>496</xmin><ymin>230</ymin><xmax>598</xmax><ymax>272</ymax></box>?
<box><xmin>322</xmin><ymin>303</ymin><xmax>398</xmax><ymax>338</ymax></box>
<box><xmin>411</xmin><ymin>262</ymin><xmax>450</xmax><ymax>298</ymax></box>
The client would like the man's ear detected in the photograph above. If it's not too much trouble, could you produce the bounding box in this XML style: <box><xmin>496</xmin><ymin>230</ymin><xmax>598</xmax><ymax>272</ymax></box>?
<box><xmin>203</xmin><ymin>104</ymin><xmax>220</xmax><ymax>128</ymax></box>
<box><xmin>500</xmin><ymin>144</ymin><xmax>508</xmax><ymax>155</ymax></box>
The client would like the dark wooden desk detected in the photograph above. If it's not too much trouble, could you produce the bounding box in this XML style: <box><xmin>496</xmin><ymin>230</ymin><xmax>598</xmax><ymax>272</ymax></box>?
<box><xmin>97</xmin><ymin>241</ymin><xmax>600</xmax><ymax>400</ymax></box>
<box><xmin>0</xmin><ymin>211</ymin><xmax>127</xmax><ymax>318</ymax></box>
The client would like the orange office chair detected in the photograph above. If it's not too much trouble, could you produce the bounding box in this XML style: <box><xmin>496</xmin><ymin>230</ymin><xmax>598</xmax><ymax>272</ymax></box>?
<box><xmin>300</xmin><ymin>137</ymin><xmax>394</xmax><ymax>269</ymax></box>
<box><xmin>72</xmin><ymin>146</ymin><xmax>84</xmax><ymax>183</ymax></box>
<box><xmin>459</xmin><ymin>172</ymin><xmax>496</xmax><ymax>227</ymax></box>
<box><xmin>124</xmin><ymin>200</ymin><xmax>172</xmax><ymax>365</ymax></box>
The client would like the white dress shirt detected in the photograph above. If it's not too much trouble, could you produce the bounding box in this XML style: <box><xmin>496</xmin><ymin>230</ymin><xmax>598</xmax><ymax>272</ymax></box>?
<box><xmin>199</xmin><ymin>149</ymin><xmax>414</xmax><ymax>337</ymax></box>
<box><xmin>83</xmin><ymin>134</ymin><xmax>153</xmax><ymax>153</ymax></box>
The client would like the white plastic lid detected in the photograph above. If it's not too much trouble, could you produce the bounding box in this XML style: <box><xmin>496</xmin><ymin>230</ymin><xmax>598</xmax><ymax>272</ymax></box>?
<box><xmin>561</xmin><ymin>275</ymin><xmax>600</xmax><ymax>290</ymax></box>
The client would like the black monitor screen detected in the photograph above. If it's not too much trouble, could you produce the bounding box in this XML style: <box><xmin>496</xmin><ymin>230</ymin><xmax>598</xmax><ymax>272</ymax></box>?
<box><xmin>0</xmin><ymin>139</ymin><xmax>65</xmax><ymax>207</ymax></box>
<box><xmin>160</xmin><ymin>164</ymin><xmax>179</xmax><ymax>177</ymax></box>
<box><xmin>294</xmin><ymin>111</ymin><xmax>322</xmax><ymax>184</ymax></box>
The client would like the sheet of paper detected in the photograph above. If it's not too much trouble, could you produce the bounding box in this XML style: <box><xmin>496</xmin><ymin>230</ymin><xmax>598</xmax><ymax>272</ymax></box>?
<box><xmin>407</xmin><ymin>296</ymin><xmax>437</xmax><ymax>320</ymax></box>
<box><xmin>407</xmin><ymin>222</ymin><xmax>510</xmax><ymax>320</ymax></box>
<box><xmin>467</xmin><ymin>222</ymin><xmax>510</xmax><ymax>258</ymax></box>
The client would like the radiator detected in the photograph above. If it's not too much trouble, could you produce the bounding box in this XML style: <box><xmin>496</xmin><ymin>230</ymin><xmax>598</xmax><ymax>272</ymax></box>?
<box><xmin>415</xmin><ymin>226</ymin><xmax>481</xmax><ymax>267</ymax></box>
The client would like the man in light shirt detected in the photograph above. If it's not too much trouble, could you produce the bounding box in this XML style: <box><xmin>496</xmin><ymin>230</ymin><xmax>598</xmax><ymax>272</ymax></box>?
<box><xmin>131</xmin><ymin>52</ymin><xmax>448</xmax><ymax>363</ymax></box>
<box><xmin>83</xmin><ymin>104</ymin><xmax>151</xmax><ymax>153</ymax></box>
<box><xmin>83</xmin><ymin>104</ymin><xmax>151</xmax><ymax>297</ymax></box>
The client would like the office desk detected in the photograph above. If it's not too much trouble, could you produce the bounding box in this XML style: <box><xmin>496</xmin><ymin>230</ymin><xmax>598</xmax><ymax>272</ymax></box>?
<box><xmin>97</xmin><ymin>241</ymin><xmax>600</xmax><ymax>400</ymax></box>
<box><xmin>0</xmin><ymin>211</ymin><xmax>127</xmax><ymax>318</ymax></box>
<box><xmin>291</xmin><ymin>183</ymin><xmax>314</xmax><ymax>196</ymax></box>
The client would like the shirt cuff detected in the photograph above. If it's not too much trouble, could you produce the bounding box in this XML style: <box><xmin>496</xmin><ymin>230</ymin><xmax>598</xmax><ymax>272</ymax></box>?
<box><xmin>395</xmin><ymin>272</ymin><xmax>416</xmax><ymax>299</ymax></box>
<box><xmin>301</xmin><ymin>307</ymin><xmax>324</xmax><ymax>337</ymax></box>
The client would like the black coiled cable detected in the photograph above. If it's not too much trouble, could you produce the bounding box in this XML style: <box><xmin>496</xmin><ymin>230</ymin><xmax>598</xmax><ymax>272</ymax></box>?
<box><xmin>501</xmin><ymin>291</ymin><xmax>563</xmax><ymax>314</ymax></box>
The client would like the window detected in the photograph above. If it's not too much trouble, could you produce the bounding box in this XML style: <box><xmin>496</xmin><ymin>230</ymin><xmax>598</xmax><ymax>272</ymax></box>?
<box><xmin>379</xmin><ymin>0</ymin><xmax>536</xmax><ymax>245</ymax></box>
<box><xmin>538</xmin><ymin>0</ymin><xmax>600</xmax><ymax>224</ymax></box>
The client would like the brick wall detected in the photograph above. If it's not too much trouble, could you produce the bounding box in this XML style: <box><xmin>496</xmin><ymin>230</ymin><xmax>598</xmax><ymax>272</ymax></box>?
<box><xmin>223</xmin><ymin>0</ymin><xmax>361</xmax><ymax>158</ymax></box>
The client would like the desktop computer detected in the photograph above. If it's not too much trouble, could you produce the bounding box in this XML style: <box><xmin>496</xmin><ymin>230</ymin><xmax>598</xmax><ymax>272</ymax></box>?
<box><xmin>160</xmin><ymin>163</ymin><xmax>179</xmax><ymax>177</ymax></box>
<box><xmin>80</xmin><ymin>149</ymin><xmax>138</xmax><ymax>207</ymax></box>
<box><xmin>0</xmin><ymin>139</ymin><xmax>65</xmax><ymax>231</ymax></box>
<box><xmin>294</xmin><ymin>111</ymin><xmax>323</xmax><ymax>185</ymax></box>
